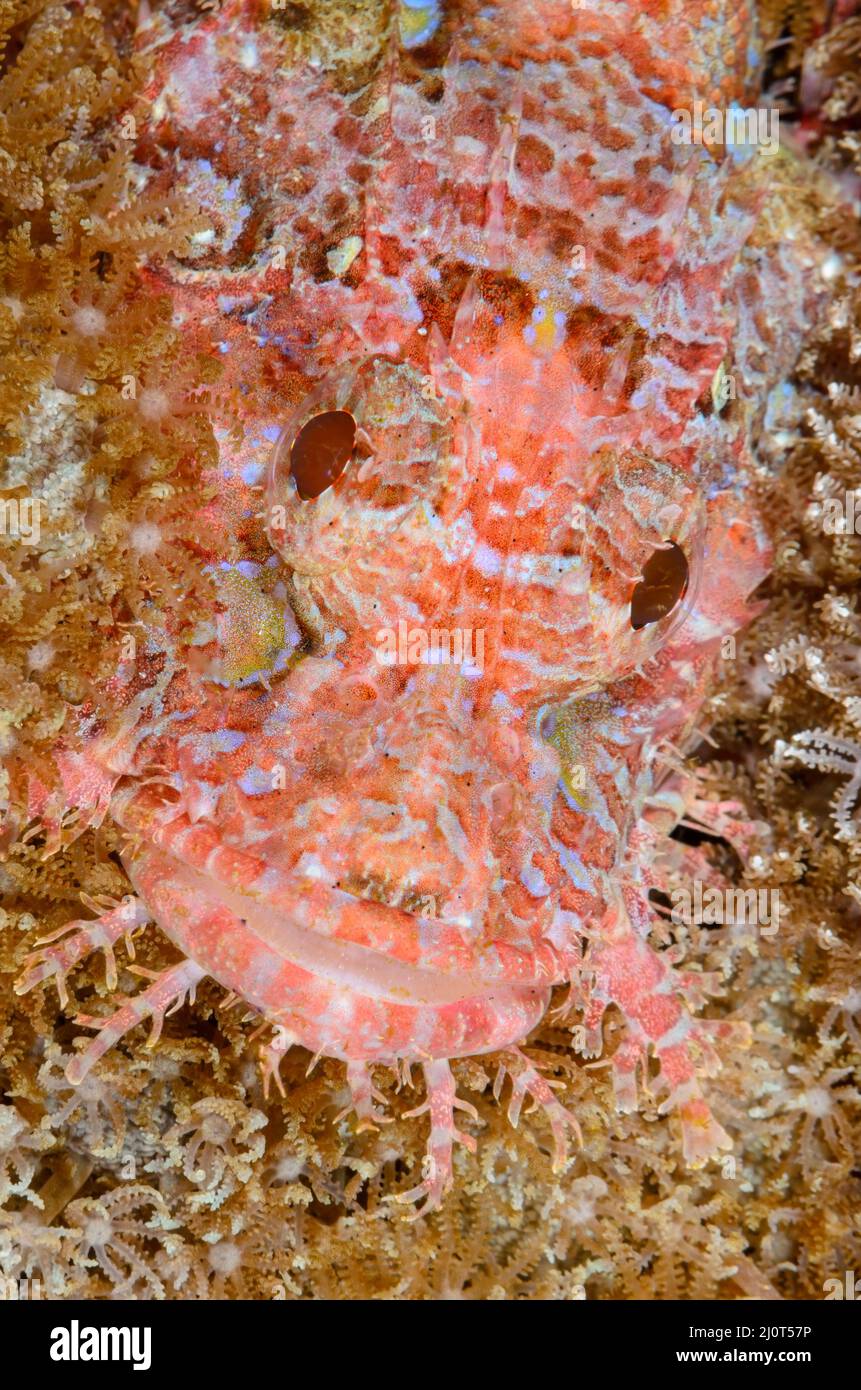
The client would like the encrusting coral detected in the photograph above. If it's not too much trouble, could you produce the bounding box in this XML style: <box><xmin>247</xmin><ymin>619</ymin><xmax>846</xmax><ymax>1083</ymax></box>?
<box><xmin>0</xmin><ymin>0</ymin><xmax>860</xmax><ymax>1300</ymax></box>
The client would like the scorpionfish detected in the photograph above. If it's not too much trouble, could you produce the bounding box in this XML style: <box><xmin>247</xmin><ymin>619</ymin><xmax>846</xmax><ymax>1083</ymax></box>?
<box><xmin>17</xmin><ymin>0</ymin><xmax>838</xmax><ymax>1210</ymax></box>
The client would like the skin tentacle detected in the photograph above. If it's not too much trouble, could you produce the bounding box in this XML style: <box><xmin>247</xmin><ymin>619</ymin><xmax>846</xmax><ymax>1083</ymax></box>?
<box><xmin>66</xmin><ymin>960</ymin><xmax>206</xmax><ymax>1087</ymax></box>
<box><xmin>15</xmin><ymin>896</ymin><xmax>150</xmax><ymax>1010</ymax></box>
<box><xmin>395</xmin><ymin>1059</ymin><xmax>478</xmax><ymax>1216</ymax></box>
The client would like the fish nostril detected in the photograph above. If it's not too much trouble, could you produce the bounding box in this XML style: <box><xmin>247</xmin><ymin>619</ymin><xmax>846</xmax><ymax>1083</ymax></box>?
<box><xmin>488</xmin><ymin>781</ymin><xmax>516</xmax><ymax>828</ymax></box>
<box><xmin>335</xmin><ymin>675</ymin><xmax>380</xmax><ymax>716</ymax></box>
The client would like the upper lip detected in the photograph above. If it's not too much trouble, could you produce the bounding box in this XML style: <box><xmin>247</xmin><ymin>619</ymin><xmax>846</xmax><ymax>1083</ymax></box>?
<box><xmin>163</xmin><ymin>853</ymin><xmax>498</xmax><ymax>1007</ymax></box>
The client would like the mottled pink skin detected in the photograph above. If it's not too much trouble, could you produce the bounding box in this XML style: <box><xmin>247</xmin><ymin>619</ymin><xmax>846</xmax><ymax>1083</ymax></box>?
<box><xmin>17</xmin><ymin>0</ymin><xmax>833</xmax><ymax>1207</ymax></box>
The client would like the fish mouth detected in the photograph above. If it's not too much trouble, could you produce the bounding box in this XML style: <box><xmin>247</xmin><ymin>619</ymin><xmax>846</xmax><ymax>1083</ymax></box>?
<box><xmin>143</xmin><ymin>852</ymin><xmax>502</xmax><ymax>1011</ymax></box>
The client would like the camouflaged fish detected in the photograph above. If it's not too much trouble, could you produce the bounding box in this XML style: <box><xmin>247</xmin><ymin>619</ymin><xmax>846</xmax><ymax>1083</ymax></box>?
<box><xmin>17</xmin><ymin>0</ymin><xmax>837</xmax><ymax>1210</ymax></box>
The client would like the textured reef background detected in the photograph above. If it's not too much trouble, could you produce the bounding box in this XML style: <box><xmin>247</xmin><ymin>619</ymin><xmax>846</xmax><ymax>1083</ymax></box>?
<box><xmin>1</xmin><ymin>0</ymin><xmax>860</xmax><ymax>1300</ymax></box>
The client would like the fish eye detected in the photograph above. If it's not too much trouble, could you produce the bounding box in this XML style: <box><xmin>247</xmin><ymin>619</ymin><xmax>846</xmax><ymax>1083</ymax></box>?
<box><xmin>630</xmin><ymin>541</ymin><xmax>689</xmax><ymax>630</ymax></box>
<box><xmin>289</xmin><ymin>409</ymin><xmax>357</xmax><ymax>500</ymax></box>
<box><xmin>267</xmin><ymin>356</ymin><xmax>452</xmax><ymax>575</ymax></box>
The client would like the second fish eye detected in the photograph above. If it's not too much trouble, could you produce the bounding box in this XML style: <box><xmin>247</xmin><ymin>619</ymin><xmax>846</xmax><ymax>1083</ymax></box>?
<box><xmin>289</xmin><ymin>409</ymin><xmax>357</xmax><ymax>501</ymax></box>
<box><xmin>630</xmin><ymin>542</ymin><xmax>689</xmax><ymax>631</ymax></box>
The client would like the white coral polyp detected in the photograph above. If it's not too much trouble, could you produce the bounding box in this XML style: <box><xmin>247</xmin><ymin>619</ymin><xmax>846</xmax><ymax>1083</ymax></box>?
<box><xmin>84</xmin><ymin>1214</ymin><xmax>114</xmax><ymax>1246</ymax></box>
<box><xmin>72</xmin><ymin>306</ymin><xmax>106</xmax><ymax>337</ymax></box>
<box><xmin>129</xmin><ymin>521</ymin><xmax>163</xmax><ymax>554</ymax></box>
<box><xmin>208</xmin><ymin>1239</ymin><xmax>242</xmax><ymax>1275</ymax></box>
<box><xmin>27</xmin><ymin>641</ymin><xmax>55</xmax><ymax>671</ymax></box>
<box><xmin>801</xmin><ymin>1086</ymin><xmax>834</xmax><ymax>1119</ymax></box>
<box><xmin>137</xmin><ymin>388</ymin><xmax>170</xmax><ymax>422</ymax></box>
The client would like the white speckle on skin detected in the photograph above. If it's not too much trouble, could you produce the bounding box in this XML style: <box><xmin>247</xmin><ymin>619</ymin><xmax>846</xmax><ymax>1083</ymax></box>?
<box><xmin>295</xmin><ymin>852</ymin><xmax>334</xmax><ymax>883</ymax></box>
<box><xmin>326</xmin><ymin>236</ymin><xmax>363</xmax><ymax>277</ymax></box>
<box><xmin>452</xmin><ymin>135</ymin><xmax>487</xmax><ymax>159</ymax></box>
<box><xmin>472</xmin><ymin>541</ymin><xmax>502</xmax><ymax>577</ymax></box>
<box><xmin>521</xmin><ymin>861</ymin><xmax>551</xmax><ymax>897</ymax></box>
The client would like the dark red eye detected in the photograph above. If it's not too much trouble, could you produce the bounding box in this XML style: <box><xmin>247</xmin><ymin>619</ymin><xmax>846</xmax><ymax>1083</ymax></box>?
<box><xmin>630</xmin><ymin>542</ymin><xmax>689</xmax><ymax>630</ymax></box>
<box><xmin>289</xmin><ymin>409</ymin><xmax>356</xmax><ymax>500</ymax></box>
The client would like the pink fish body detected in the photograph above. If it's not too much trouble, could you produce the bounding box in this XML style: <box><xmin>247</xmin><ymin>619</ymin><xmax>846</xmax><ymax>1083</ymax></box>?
<box><xmin>17</xmin><ymin>0</ymin><xmax>833</xmax><ymax>1209</ymax></box>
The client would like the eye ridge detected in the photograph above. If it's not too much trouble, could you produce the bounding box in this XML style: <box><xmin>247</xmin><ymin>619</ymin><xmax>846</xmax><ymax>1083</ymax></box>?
<box><xmin>289</xmin><ymin>409</ymin><xmax>357</xmax><ymax>501</ymax></box>
<box><xmin>630</xmin><ymin>541</ymin><xmax>689</xmax><ymax>631</ymax></box>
